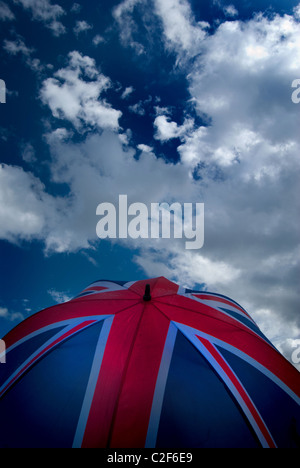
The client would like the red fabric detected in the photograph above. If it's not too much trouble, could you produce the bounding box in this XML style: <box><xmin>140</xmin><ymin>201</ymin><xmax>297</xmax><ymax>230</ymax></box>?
<box><xmin>81</xmin><ymin>304</ymin><xmax>144</xmax><ymax>448</ymax></box>
<box><xmin>192</xmin><ymin>294</ymin><xmax>251</xmax><ymax>317</ymax></box>
<box><xmin>110</xmin><ymin>303</ymin><xmax>170</xmax><ymax>447</ymax></box>
<box><xmin>4</xmin><ymin>294</ymin><xmax>138</xmax><ymax>349</ymax></box>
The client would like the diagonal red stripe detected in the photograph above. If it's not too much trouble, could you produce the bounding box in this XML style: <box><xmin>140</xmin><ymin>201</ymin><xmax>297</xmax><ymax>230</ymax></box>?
<box><xmin>155</xmin><ymin>299</ymin><xmax>300</xmax><ymax>398</ymax></box>
<box><xmin>192</xmin><ymin>294</ymin><xmax>251</xmax><ymax>318</ymax></box>
<box><xmin>198</xmin><ymin>337</ymin><xmax>276</xmax><ymax>448</ymax></box>
<box><xmin>4</xmin><ymin>296</ymin><xmax>138</xmax><ymax>349</ymax></box>
<box><xmin>0</xmin><ymin>320</ymin><xmax>96</xmax><ymax>398</ymax></box>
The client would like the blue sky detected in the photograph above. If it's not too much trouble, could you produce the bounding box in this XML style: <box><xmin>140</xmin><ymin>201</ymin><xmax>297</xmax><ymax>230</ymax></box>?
<box><xmin>0</xmin><ymin>0</ymin><xmax>300</xmax><ymax>367</ymax></box>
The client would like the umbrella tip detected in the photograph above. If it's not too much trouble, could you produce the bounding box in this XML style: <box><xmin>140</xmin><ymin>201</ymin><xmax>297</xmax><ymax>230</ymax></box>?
<box><xmin>143</xmin><ymin>284</ymin><xmax>151</xmax><ymax>302</ymax></box>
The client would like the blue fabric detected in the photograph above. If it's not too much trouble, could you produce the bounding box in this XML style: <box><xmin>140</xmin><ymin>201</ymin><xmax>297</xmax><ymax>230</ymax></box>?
<box><xmin>0</xmin><ymin>327</ymin><xmax>64</xmax><ymax>386</ymax></box>
<box><xmin>156</xmin><ymin>330</ymin><xmax>260</xmax><ymax>448</ymax></box>
<box><xmin>0</xmin><ymin>321</ymin><xmax>104</xmax><ymax>448</ymax></box>
<box><xmin>219</xmin><ymin>346</ymin><xmax>300</xmax><ymax>448</ymax></box>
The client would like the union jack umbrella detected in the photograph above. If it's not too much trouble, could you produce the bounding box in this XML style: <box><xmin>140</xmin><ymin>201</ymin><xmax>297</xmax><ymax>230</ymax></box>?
<box><xmin>1</xmin><ymin>277</ymin><xmax>299</xmax><ymax>448</ymax></box>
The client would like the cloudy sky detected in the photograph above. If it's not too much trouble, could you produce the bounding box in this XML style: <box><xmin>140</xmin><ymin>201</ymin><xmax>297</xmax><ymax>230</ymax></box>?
<box><xmin>0</xmin><ymin>0</ymin><xmax>299</xmax><ymax>367</ymax></box>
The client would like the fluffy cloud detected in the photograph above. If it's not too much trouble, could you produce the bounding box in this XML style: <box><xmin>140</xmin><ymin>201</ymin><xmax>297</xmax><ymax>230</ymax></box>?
<box><xmin>151</xmin><ymin>7</ymin><xmax>300</xmax><ymax>169</ymax></box>
<box><xmin>47</xmin><ymin>289</ymin><xmax>72</xmax><ymax>303</ymax></box>
<box><xmin>137</xmin><ymin>143</ymin><xmax>154</xmax><ymax>153</ymax></box>
<box><xmin>112</xmin><ymin>0</ymin><xmax>146</xmax><ymax>55</ymax></box>
<box><xmin>183</xmin><ymin>12</ymin><xmax>300</xmax><ymax>166</ymax></box>
<box><xmin>0</xmin><ymin>131</ymin><xmax>161</xmax><ymax>255</ymax></box>
<box><xmin>0</xmin><ymin>307</ymin><xmax>8</xmax><ymax>318</ymax></box>
<box><xmin>121</xmin><ymin>86</ymin><xmax>134</xmax><ymax>100</ymax></box>
<box><xmin>40</xmin><ymin>51</ymin><xmax>122</xmax><ymax>131</ymax></box>
<box><xmin>70</xmin><ymin>3</ymin><xmax>81</xmax><ymax>14</ymax></box>
<box><xmin>1</xmin><ymin>129</ymin><xmax>195</xmax><ymax>254</ymax></box>
<box><xmin>0</xmin><ymin>163</ymin><xmax>59</xmax><ymax>243</ymax></box>
<box><xmin>223</xmin><ymin>5</ymin><xmax>238</xmax><ymax>18</ymax></box>
<box><xmin>73</xmin><ymin>20</ymin><xmax>93</xmax><ymax>36</ymax></box>
<box><xmin>0</xmin><ymin>1</ymin><xmax>15</xmax><ymax>21</ymax></box>
<box><xmin>146</xmin><ymin>6</ymin><xmax>300</xmax><ymax>362</ymax></box>
<box><xmin>135</xmin><ymin>246</ymin><xmax>241</xmax><ymax>288</ymax></box>
<box><xmin>113</xmin><ymin>0</ymin><xmax>209</xmax><ymax>60</ymax></box>
<box><xmin>43</xmin><ymin>129</ymin><xmax>197</xmax><ymax>253</ymax></box>
<box><xmin>13</xmin><ymin>0</ymin><xmax>66</xmax><ymax>35</ymax></box>
<box><xmin>3</xmin><ymin>36</ymin><xmax>46</xmax><ymax>72</ymax></box>
<box><xmin>154</xmin><ymin>115</ymin><xmax>194</xmax><ymax>142</ymax></box>
<box><xmin>0</xmin><ymin>306</ymin><xmax>24</xmax><ymax>322</ymax></box>
<box><xmin>153</xmin><ymin>0</ymin><xmax>208</xmax><ymax>58</ymax></box>
<box><xmin>93</xmin><ymin>34</ymin><xmax>105</xmax><ymax>46</ymax></box>
<box><xmin>3</xmin><ymin>37</ymin><xmax>34</xmax><ymax>56</ymax></box>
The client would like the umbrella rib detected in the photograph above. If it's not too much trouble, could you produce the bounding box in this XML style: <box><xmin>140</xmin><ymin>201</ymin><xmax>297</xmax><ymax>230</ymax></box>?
<box><xmin>153</xmin><ymin>296</ymin><xmax>270</xmax><ymax>346</ymax></box>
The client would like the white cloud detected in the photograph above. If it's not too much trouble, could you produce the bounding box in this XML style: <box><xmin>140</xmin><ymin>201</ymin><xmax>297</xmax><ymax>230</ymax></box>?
<box><xmin>153</xmin><ymin>0</ymin><xmax>207</xmax><ymax>60</ymax></box>
<box><xmin>3</xmin><ymin>37</ymin><xmax>46</xmax><ymax>72</ymax></box>
<box><xmin>154</xmin><ymin>115</ymin><xmax>194</xmax><ymax>142</ymax></box>
<box><xmin>48</xmin><ymin>289</ymin><xmax>72</xmax><ymax>303</ymax></box>
<box><xmin>173</xmin><ymin>10</ymin><xmax>300</xmax><ymax>175</ymax></box>
<box><xmin>137</xmin><ymin>143</ymin><xmax>154</xmax><ymax>153</ymax></box>
<box><xmin>0</xmin><ymin>307</ymin><xmax>8</xmax><ymax>318</ymax></box>
<box><xmin>93</xmin><ymin>34</ymin><xmax>105</xmax><ymax>46</ymax></box>
<box><xmin>0</xmin><ymin>163</ymin><xmax>59</xmax><ymax>243</ymax></box>
<box><xmin>113</xmin><ymin>0</ymin><xmax>143</xmax><ymax>17</ymax></box>
<box><xmin>0</xmin><ymin>1</ymin><xmax>15</xmax><ymax>21</ymax></box>
<box><xmin>40</xmin><ymin>51</ymin><xmax>122</xmax><ymax>131</ymax></box>
<box><xmin>70</xmin><ymin>2</ymin><xmax>81</xmax><ymax>14</ymax></box>
<box><xmin>21</xmin><ymin>142</ymin><xmax>37</xmax><ymax>163</ymax></box>
<box><xmin>113</xmin><ymin>0</ymin><xmax>209</xmax><ymax>60</ymax></box>
<box><xmin>113</xmin><ymin>0</ymin><xmax>145</xmax><ymax>55</ymax></box>
<box><xmin>73</xmin><ymin>20</ymin><xmax>93</xmax><ymax>36</ymax></box>
<box><xmin>135</xmin><ymin>246</ymin><xmax>240</xmax><ymax>289</ymax></box>
<box><xmin>41</xmin><ymin>129</ymin><xmax>198</xmax><ymax>254</ymax></box>
<box><xmin>223</xmin><ymin>4</ymin><xmax>238</xmax><ymax>17</ymax></box>
<box><xmin>121</xmin><ymin>86</ymin><xmax>134</xmax><ymax>100</ymax></box>
<box><xmin>3</xmin><ymin>37</ymin><xmax>33</xmax><ymax>56</ymax></box>
<box><xmin>0</xmin><ymin>307</ymin><xmax>24</xmax><ymax>322</ymax></box>
<box><xmin>154</xmin><ymin>115</ymin><xmax>181</xmax><ymax>141</ymax></box>
<box><xmin>13</xmin><ymin>0</ymin><xmax>66</xmax><ymax>35</ymax></box>
<box><xmin>129</xmin><ymin>101</ymin><xmax>145</xmax><ymax>116</ymax></box>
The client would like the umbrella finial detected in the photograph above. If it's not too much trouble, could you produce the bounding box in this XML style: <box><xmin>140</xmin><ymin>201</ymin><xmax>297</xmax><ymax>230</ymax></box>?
<box><xmin>143</xmin><ymin>284</ymin><xmax>151</xmax><ymax>302</ymax></box>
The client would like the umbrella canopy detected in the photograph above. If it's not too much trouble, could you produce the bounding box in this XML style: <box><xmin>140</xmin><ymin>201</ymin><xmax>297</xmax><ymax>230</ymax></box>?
<box><xmin>1</xmin><ymin>277</ymin><xmax>299</xmax><ymax>448</ymax></box>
